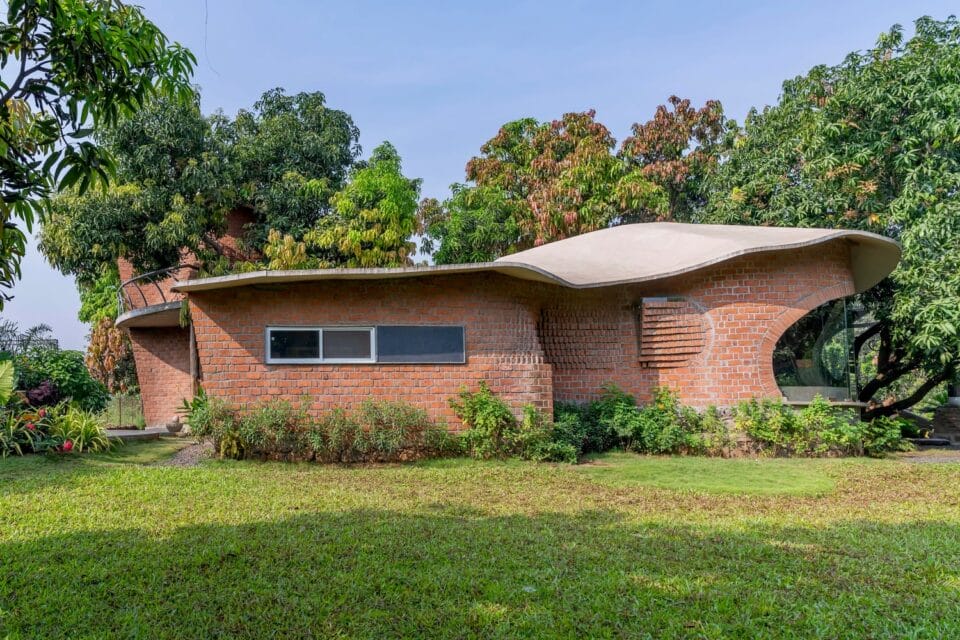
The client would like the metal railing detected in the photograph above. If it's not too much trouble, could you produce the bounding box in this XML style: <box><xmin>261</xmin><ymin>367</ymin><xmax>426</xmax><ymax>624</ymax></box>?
<box><xmin>117</xmin><ymin>264</ymin><xmax>197</xmax><ymax>316</ymax></box>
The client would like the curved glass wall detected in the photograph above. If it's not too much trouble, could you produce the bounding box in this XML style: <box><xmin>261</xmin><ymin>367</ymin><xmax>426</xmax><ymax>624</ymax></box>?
<box><xmin>773</xmin><ymin>299</ymin><xmax>855</xmax><ymax>402</ymax></box>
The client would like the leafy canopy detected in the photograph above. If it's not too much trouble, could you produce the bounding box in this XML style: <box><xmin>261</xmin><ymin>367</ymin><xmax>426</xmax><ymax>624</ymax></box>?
<box><xmin>0</xmin><ymin>0</ymin><xmax>195</xmax><ymax>305</ymax></box>
<box><xmin>307</xmin><ymin>142</ymin><xmax>421</xmax><ymax>268</ymax></box>
<box><xmin>704</xmin><ymin>16</ymin><xmax>960</xmax><ymax>413</ymax></box>
<box><xmin>40</xmin><ymin>89</ymin><xmax>364</xmax><ymax>286</ymax></box>
<box><xmin>421</xmin><ymin>103</ymin><xmax>728</xmax><ymax>264</ymax></box>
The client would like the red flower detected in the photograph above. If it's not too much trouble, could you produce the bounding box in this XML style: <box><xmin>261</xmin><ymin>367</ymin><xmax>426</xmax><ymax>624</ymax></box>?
<box><xmin>38</xmin><ymin>409</ymin><xmax>47</xmax><ymax>418</ymax></box>
<box><xmin>26</xmin><ymin>422</ymin><xmax>35</xmax><ymax>431</ymax></box>
<box><xmin>62</xmin><ymin>440</ymin><xmax>74</xmax><ymax>452</ymax></box>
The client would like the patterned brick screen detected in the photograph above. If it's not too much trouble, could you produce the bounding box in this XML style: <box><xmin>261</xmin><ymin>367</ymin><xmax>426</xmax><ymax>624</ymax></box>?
<box><xmin>637</xmin><ymin>298</ymin><xmax>706</xmax><ymax>368</ymax></box>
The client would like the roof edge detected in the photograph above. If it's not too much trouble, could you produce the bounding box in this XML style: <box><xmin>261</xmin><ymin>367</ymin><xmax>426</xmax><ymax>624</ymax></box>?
<box><xmin>170</xmin><ymin>228</ymin><xmax>900</xmax><ymax>295</ymax></box>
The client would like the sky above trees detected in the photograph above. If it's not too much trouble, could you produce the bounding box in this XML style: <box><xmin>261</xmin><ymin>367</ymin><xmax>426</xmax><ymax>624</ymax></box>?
<box><xmin>5</xmin><ymin>0</ymin><xmax>956</xmax><ymax>349</ymax></box>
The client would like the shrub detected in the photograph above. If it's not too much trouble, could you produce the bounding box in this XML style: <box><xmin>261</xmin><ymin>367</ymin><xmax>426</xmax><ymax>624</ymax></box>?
<box><xmin>589</xmin><ymin>383</ymin><xmax>639</xmax><ymax>449</ymax></box>
<box><xmin>310</xmin><ymin>408</ymin><xmax>364</xmax><ymax>462</ymax></box>
<box><xmin>514</xmin><ymin>405</ymin><xmax>578</xmax><ymax>463</ymax></box>
<box><xmin>188</xmin><ymin>396</ymin><xmax>243</xmax><ymax>459</ymax></box>
<box><xmin>552</xmin><ymin>403</ymin><xmax>591</xmax><ymax>456</ymax></box>
<box><xmin>450</xmin><ymin>381</ymin><xmax>519</xmax><ymax>459</ymax></box>
<box><xmin>696</xmin><ymin>406</ymin><xmax>731</xmax><ymax>456</ymax></box>
<box><xmin>239</xmin><ymin>400</ymin><xmax>310</xmax><ymax>458</ymax></box>
<box><xmin>357</xmin><ymin>400</ymin><xmax>432</xmax><ymax>459</ymax></box>
<box><xmin>48</xmin><ymin>404</ymin><xmax>112</xmax><ymax>453</ymax></box>
<box><xmin>864</xmin><ymin>416</ymin><xmax>914</xmax><ymax>457</ymax></box>
<box><xmin>25</xmin><ymin>379</ymin><xmax>60</xmax><ymax>406</ymax></box>
<box><xmin>734</xmin><ymin>395</ymin><xmax>908</xmax><ymax>456</ymax></box>
<box><xmin>16</xmin><ymin>349</ymin><xmax>108</xmax><ymax>412</ymax></box>
<box><xmin>734</xmin><ymin>397</ymin><xmax>799</xmax><ymax>453</ymax></box>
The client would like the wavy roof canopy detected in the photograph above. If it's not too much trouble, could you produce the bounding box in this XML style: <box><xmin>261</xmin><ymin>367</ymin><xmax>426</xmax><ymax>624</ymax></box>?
<box><xmin>171</xmin><ymin>223</ymin><xmax>900</xmax><ymax>295</ymax></box>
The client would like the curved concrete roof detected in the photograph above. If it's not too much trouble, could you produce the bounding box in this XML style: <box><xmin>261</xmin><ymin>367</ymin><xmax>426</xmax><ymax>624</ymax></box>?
<box><xmin>495</xmin><ymin>223</ymin><xmax>900</xmax><ymax>293</ymax></box>
<box><xmin>171</xmin><ymin>223</ymin><xmax>900</xmax><ymax>295</ymax></box>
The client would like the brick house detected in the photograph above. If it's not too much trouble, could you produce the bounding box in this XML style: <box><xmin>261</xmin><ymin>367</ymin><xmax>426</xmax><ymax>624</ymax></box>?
<box><xmin>116</xmin><ymin>219</ymin><xmax>900</xmax><ymax>429</ymax></box>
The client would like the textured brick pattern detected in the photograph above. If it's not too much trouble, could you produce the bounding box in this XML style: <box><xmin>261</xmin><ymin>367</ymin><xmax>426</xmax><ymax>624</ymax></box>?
<box><xmin>548</xmin><ymin>242</ymin><xmax>855</xmax><ymax>408</ymax></box>
<box><xmin>129</xmin><ymin>238</ymin><xmax>859</xmax><ymax>426</ymax></box>
<box><xmin>129</xmin><ymin>327</ymin><xmax>193</xmax><ymax>428</ymax></box>
<box><xmin>637</xmin><ymin>298</ymin><xmax>706</xmax><ymax>368</ymax></box>
<box><xmin>539</xmin><ymin>306</ymin><xmax>623</xmax><ymax>368</ymax></box>
<box><xmin>188</xmin><ymin>274</ymin><xmax>553</xmax><ymax>428</ymax></box>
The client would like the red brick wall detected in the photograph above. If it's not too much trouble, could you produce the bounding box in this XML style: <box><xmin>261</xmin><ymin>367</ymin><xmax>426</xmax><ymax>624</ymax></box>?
<box><xmin>128</xmin><ymin>327</ymin><xmax>193</xmax><ymax>428</ymax></box>
<box><xmin>547</xmin><ymin>242</ymin><xmax>855</xmax><ymax>407</ymax></box>
<box><xmin>188</xmin><ymin>274</ymin><xmax>553</xmax><ymax>428</ymax></box>
<box><xmin>173</xmin><ymin>239</ymin><xmax>857</xmax><ymax>426</ymax></box>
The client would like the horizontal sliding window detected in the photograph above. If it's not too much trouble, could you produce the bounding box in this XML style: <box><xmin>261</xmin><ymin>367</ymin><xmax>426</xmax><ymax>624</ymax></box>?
<box><xmin>265</xmin><ymin>326</ymin><xmax>464</xmax><ymax>364</ymax></box>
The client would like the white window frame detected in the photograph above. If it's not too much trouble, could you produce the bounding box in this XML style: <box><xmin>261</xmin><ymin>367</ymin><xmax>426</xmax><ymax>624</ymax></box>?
<box><xmin>265</xmin><ymin>326</ymin><xmax>376</xmax><ymax>364</ymax></box>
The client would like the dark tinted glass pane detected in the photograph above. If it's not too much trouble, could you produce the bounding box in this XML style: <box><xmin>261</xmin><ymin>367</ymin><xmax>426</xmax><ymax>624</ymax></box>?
<box><xmin>376</xmin><ymin>326</ymin><xmax>465</xmax><ymax>363</ymax></box>
<box><xmin>323</xmin><ymin>329</ymin><xmax>372</xmax><ymax>359</ymax></box>
<box><xmin>270</xmin><ymin>330</ymin><xmax>319</xmax><ymax>360</ymax></box>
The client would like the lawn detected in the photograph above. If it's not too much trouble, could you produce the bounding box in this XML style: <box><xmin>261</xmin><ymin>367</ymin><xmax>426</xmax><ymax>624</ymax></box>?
<box><xmin>2</xmin><ymin>443</ymin><xmax>959</xmax><ymax>639</ymax></box>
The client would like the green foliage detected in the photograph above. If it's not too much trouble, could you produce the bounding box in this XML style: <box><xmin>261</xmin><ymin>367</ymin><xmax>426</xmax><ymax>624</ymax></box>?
<box><xmin>733</xmin><ymin>395</ymin><xmax>908</xmax><ymax>456</ymax></box>
<box><xmin>0</xmin><ymin>403</ymin><xmax>108</xmax><ymax>456</ymax></box>
<box><xmin>310</xmin><ymin>408</ymin><xmax>364</xmax><ymax>463</ymax></box>
<box><xmin>48</xmin><ymin>404</ymin><xmax>112</xmax><ymax>453</ymax></box>
<box><xmin>42</xmin><ymin>88</ymin><xmax>363</xmax><ymax>285</ymax></box>
<box><xmin>77</xmin><ymin>268</ymin><xmax>121</xmax><ymax>323</ymax></box>
<box><xmin>307</xmin><ymin>142</ymin><xmax>421</xmax><ymax>267</ymax></box>
<box><xmin>705</xmin><ymin>16</ymin><xmax>960</xmax><ymax>414</ymax></box>
<box><xmin>187</xmin><ymin>394</ymin><xmax>455</xmax><ymax>463</ymax></box>
<box><xmin>449</xmin><ymin>381</ymin><xmax>519</xmax><ymax>459</ymax></box>
<box><xmin>422</xmin><ymin>111</ymin><xmax>667</xmax><ymax>263</ymax></box>
<box><xmin>0</xmin><ymin>0</ymin><xmax>195</xmax><ymax>305</ymax></box>
<box><xmin>863</xmin><ymin>416</ymin><xmax>915</xmax><ymax>457</ymax></box>
<box><xmin>513</xmin><ymin>405</ymin><xmax>578</xmax><ymax>464</ymax></box>
<box><xmin>16</xmin><ymin>348</ymin><xmax>108</xmax><ymax>412</ymax></box>
<box><xmin>0</xmin><ymin>360</ymin><xmax>13</xmax><ymax>406</ymax></box>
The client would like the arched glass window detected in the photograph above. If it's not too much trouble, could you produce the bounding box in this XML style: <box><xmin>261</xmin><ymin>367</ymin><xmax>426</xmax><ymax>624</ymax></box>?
<box><xmin>773</xmin><ymin>299</ymin><xmax>855</xmax><ymax>402</ymax></box>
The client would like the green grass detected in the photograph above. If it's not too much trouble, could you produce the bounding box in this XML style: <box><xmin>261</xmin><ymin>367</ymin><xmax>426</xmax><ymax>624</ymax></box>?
<box><xmin>2</xmin><ymin>445</ymin><xmax>959</xmax><ymax>638</ymax></box>
<box><xmin>578</xmin><ymin>452</ymin><xmax>838</xmax><ymax>496</ymax></box>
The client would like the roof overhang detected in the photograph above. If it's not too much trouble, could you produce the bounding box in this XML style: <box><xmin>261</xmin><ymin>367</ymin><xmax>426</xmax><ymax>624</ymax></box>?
<box><xmin>170</xmin><ymin>223</ymin><xmax>901</xmax><ymax>296</ymax></box>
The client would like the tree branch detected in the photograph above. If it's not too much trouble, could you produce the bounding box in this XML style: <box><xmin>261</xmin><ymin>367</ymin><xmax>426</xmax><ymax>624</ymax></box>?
<box><xmin>863</xmin><ymin>369</ymin><xmax>950</xmax><ymax>420</ymax></box>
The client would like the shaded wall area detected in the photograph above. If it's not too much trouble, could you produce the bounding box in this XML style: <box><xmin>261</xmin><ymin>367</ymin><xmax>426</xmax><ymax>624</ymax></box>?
<box><xmin>129</xmin><ymin>327</ymin><xmax>192</xmax><ymax>428</ymax></box>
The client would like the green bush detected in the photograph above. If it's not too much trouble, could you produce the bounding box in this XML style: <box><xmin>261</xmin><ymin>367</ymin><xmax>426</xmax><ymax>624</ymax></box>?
<box><xmin>309</xmin><ymin>408</ymin><xmax>364</xmax><ymax>462</ymax></box>
<box><xmin>450</xmin><ymin>381</ymin><xmax>519</xmax><ymax>459</ymax></box>
<box><xmin>48</xmin><ymin>404</ymin><xmax>112</xmax><ymax>453</ymax></box>
<box><xmin>589</xmin><ymin>383</ymin><xmax>639</xmax><ymax>449</ymax></box>
<box><xmin>513</xmin><ymin>405</ymin><xmax>578</xmax><ymax>463</ymax></box>
<box><xmin>16</xmin><ymin>349</ymin><xmax>108</xmax><ymax>412</ymax></box>
<box><xmin>552</xmin><ymin>403</ymin><xmax>591</xmax><ymax>456</ymax></box>
<box><xmin>357</xmin><ymin>399</ymin><xmax>431</xmax><ymax>458</ymax></box>
<box><xmin>863</xmin><ymin>416</ymin><xmax>914</xmax><ymax>457</ymax></box>
<box><xmin>238</xmin><ymin>400</ymin><xmax>310</xmax><ymax>458</ymax></box>
<box><xmin>734</xmin><ymin>395</ymin><xmax>908</xmax><ymax>456</ymax></box>
<box><xmin>188</xmin><ymin>396</ymin><xmax>244</xmax><ymax>459</ymax></box>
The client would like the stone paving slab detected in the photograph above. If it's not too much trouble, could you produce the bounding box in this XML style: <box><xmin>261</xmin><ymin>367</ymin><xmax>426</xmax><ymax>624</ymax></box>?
<box><xmin>106</xmin><ymin>427</ymin><xmax>167</xmax><ymax>441</ymax></box>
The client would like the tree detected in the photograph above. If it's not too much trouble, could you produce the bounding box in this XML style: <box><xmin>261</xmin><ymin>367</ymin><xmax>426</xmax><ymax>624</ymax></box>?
<box><xmin>41</xmin><ymin>97</ymin><xmax>225</xmax><ymax>283</ymax></box>
<box><xmin>40</xmin><ymin>89</ymin><xmax>361</xmax><ymax>287</ymax></box>
<box><xmin>422</xmin><ymin>110</ymin><xmax>666</xmax><ymax>263</ymax></box>
<box><xmin>214</xmin><ymin>88</ymin><xmax>361</xmax><ymax>251</ymax></box>
<box><xmin>0</xmin><ymin>0</ymin><xmax>195</xmax><ymax>305</ymax></box>
<box><xmin>704</xmin><ymin>16</ymin><xmax>960</xmax><ymax>416</ymax></box>
<box><xmin>307</xmin><ymin>142</ymin><xmax>421</xmax><ymax>267</ymax></box>
<box><xmin>619</xmin><ymin>96</ymin><xmax>728</xmax><ymax>221</ymax></box>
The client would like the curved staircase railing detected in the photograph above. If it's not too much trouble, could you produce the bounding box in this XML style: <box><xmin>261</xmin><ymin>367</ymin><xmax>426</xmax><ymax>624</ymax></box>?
<box><xmin>117</xmin><ymin>264</ymin><xmax>198</xmax><ymax>316</ymax></box>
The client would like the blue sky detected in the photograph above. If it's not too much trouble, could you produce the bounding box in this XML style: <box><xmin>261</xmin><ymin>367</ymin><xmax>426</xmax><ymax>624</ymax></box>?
<box><xmin>4</xmin><ymin>0</ymin><xmax>956</xmax><ymax>349</ymax></box>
